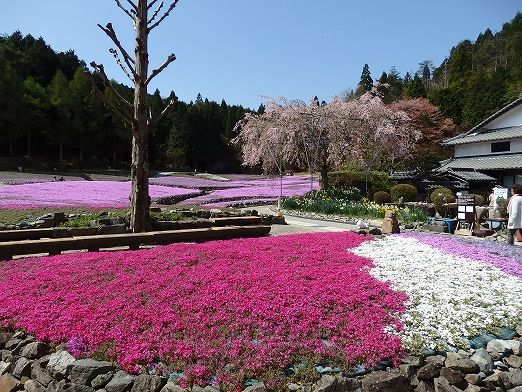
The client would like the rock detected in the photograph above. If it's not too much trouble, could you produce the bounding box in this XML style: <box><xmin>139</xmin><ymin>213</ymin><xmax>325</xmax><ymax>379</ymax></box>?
<box><xmin>464</xmin><ymin>372</ymin><xmax>484</xmax><ymax>385</ymax></box>
<box><xmin>360</xmin><ymin>371</ymin><xmax>411</xmax><ymax>391</ymax></box>
<box><xmin>67</xmin><ymin>359</ymin><xmax>113</xmax><ymax>386</ymax></box>
<box><xmin>11</xmin><ymin>337</ymin><xmax>36</xmax><ymax>355</ymax></box>
<box><xmin>159</xmin><ymin>381</ymin><xmax>187</xmax><ymax>392</ymax></box>
<box><xmin>0</xmin><ymin>334</ymin><xmax>12</xmax><ymax>348</ymax></box>
<box><xmin>506</xmin><ymin>355</ymin><xmax>522</xmax><ymax>369</ymax></box>
<box><xmin>4</xmin><ymin>340</ymin><xmax>21</xmax><ymax>351</ymax></box>
<box><xmin>381</xmin><ymin>210</ymin><xmax>400</xmax><ymax>234</ymax></box>
<box><xmin>439</xmin><ymin>368</ymin><xmax>466</xmax><ymax>389</ymax></box>
<box><xmin>91</xmin><ymin>372</ymin><xmax>115</xmax><ymax>390</ymax></box>
<box><xmin>129</xmin><ymin>375</ymin><xmax>166</xmax><ymax>392</ymax></box>
<box><xmin>24</xmin><ymin>380</ymin><xmax>46</xmax><ymax>392</ymax></box>
<box><xmin>417</xmin><ymin>364</ymin><xmax>441</xmax><ymax>380</ymax></box>
<box><xmin>500</xmin><ymin>369</ymin><xmax>522</xmax><ymax>389</ymax></box>
<box><xmin>47</xmin><ymin>351</ymin><xmax>76</xmax><ymax>379</ymax></box>
<box><xmin>241</xmin><ymin>382</ymin><xmax>266</xmax><ymax>392</ymax></box>
<box><xmin>20</xmin><ymin>342</ymin><xmax>49</xmax><ymax>359</ymax></box>
<box><xmin>12</xmin><ymin>357</ymin><xmax>33</xmax><ymax>378</ymax></box>
<box><xmin>402</xmin><ymin>356</ymin><xmax>426</xmax><ymax>368</ymax></box>
<box><xmin>433</xmin><ymin>377</ymin><xmax>461</xmax><ymax>392</ymax></box>
<box><xmin>104</xmin><ymin>370</ymin><xmax>135</xmax><ymax>392</ymax></box>
<box><xmin>414</xmin><ymin>381</ymin><xmax>435</xmax><ymax>392</ymax></box>
<box><xmin>53</xmin><ymin>212</ymin><xmax>67</xmax><ymax>225</ymax></box>
<box><xmin>487</xmin><ymin>339</ymin><xmax>521</xmax><ymax>356</ymax></box>
<box><xmin>0</xmin><ymin>374</ymin><xmax>20</xmax><ymax>392</ymax></box>
<box><xmin>287</xmin><ymin>384</ymin><xmax>299</xmax><ymax>391</ymax></box>
<box><xmin>368</xmin><ymin>228</ymin><xmax>382</xmax><ymax>235</ymax></box>
<box><xmin>425</xmin><ymin>356</ymin><xmax>446</xmax><ymax>368</ymax></box>
<box><xmin>0</xmin><ymin>362</ymin><xmax>10</xmax><ymax>376</ymax></box>
<box><xmin>399</xmin><ymin>364</ymin><xmax>418</xmax><ymax>378</ymax></box>
<box><xmin>31</xmin><ymin>364</ymin><xmax>54</xmax><ymax>387</ymax></box>
<box><xmin>482</xmin><ymin>370</ymin><xmax>504</xmax><ymax>389</ymax></box>
<box><xmin>462</xmin><ymin>386</ymin><xmax>487</xmax><ymax>392</ymax></box>
<box><xmin>470</xmin><ymin>348</ymin><xmax>493</xmax><ymax>373</ymax></box>
<box><xmin>494</xmin><ymin>360</ymin><xmax>509</xmax><ymax>370</ymax></box>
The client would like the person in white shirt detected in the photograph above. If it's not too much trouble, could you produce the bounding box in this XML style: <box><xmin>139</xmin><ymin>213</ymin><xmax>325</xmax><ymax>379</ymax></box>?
<box><xmin>507</xmin><ymin>183</ymin><xmax>522</xmax><ymax>245</ymax></box>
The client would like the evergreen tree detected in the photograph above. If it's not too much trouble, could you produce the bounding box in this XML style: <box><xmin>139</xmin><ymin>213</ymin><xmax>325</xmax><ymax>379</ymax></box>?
<box><xmin>356</xmin><ymin>64</ymin><xmax>373</xmax><ymax>95</ymax></box>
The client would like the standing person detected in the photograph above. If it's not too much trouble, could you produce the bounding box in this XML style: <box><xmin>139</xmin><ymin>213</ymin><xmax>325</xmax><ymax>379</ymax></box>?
<box><xmin>507</xmin><ymin>184</ymin><xmax>522</xmax><ymax>245</ymax></box>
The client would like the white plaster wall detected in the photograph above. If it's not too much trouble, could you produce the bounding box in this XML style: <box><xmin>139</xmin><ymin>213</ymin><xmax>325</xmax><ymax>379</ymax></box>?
<box><xmin>454</xmin><ymin>138</ymin><xmax>522</xmax><ymax>157</ymax></box>
<box><xmin>484</xmin><ymin>105</ymin><xmax>522</xmax><ymax>129</ymax></box>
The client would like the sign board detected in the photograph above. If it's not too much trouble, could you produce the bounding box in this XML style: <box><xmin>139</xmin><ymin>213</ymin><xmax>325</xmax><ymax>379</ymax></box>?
<box><xmin>493</xmin><ymin>187</ymin><xmax>509</xmax><ymax>209</ymax></box>
<box><xmin>457</xmin><ymin>195</ymin><xmax>475</xmax><ymax>223</ymax></box>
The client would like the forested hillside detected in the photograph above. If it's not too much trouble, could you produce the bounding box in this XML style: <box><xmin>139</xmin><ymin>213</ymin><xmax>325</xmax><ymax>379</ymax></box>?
<box><xmin>1</xmin><ymin>12</ymin><xmax>522</xmax><ymax>172</ymax></box>
<box><xmin>0</xmin><ymin>31</ymin><xmax>251</xmax><ymax>171</ymax></box>
<box><xmin>359</xmin><ymin>13</ymin><xmax>522</xmax><ymax>131</ymax></box>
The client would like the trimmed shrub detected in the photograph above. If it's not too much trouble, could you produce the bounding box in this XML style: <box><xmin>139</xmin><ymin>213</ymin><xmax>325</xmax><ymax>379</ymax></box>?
<box><xmin>469</xmin><ymin>193</ymin><xmax>485</xmax><ymax>206</ymax></box>
<box><xmin>373</xmin><ymin>191</ymin><xmax>391</xmax><ymax>205</ymax></box>
<box><xmin>390</xmin><ymin>184</ymin><xmax>418</xmax><ymax>202</ymax></box>
<box><xmin>328</xmin><ymin>171</ymin><xmax>391</xmax><ymax>194</ymax></box>
<box><xmin>430</xmin><ymin>187</ymin><xmax>455</xmax><ymax>216</ymax></box>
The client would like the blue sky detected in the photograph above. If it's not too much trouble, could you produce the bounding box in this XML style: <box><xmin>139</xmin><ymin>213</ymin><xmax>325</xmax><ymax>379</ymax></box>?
<box><xmin>2</xmin><ymin>1</ymin><xmax>521</xmax><ymax>109</ymax></box>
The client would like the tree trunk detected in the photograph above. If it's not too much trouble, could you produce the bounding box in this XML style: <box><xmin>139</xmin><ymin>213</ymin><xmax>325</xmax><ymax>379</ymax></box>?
<box><xmin>129</xmin><ymin>1</ymin><xmax>151</xmax><ymax>232</ymax></box>
<box><xmin>79</xmin><ymin>128</ymin><xmax>83</xmax><ymax>162</ymax></box>
<box><xmin>8</xmin><ymin>131</ymin><xmax>13</xmax><ymax>156</ymax></box>
<box><xmin>27</xmin><ymin>129</ymin><xmax>31</xmax><ymax>157</ymax></box>
<box><xmin>320</xmin><ymin>163</ymin><xmax>329</xmax><ymax>190</ymax></box>
<box><xmin>59</xmin><ymin>141</ymin><xmax>63</xmax><ymax>162</ymax></box>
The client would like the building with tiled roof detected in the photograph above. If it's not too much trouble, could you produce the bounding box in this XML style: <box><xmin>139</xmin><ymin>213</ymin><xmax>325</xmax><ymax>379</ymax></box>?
<box><xmin>438</xmin><ymin>96</ymin><xmax>522</xmax><ymax>188</ymax></box>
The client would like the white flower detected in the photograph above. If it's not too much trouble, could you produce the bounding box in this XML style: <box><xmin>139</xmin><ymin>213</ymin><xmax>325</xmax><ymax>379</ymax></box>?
<box><xmin>352</xmin><ymin>236</ymin><xmax>522</xmax><ymax>353</ymax></box>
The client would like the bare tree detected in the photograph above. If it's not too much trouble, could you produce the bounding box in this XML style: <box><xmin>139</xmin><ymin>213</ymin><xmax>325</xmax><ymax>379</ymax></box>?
<box><xmin>87</xmin><ymin>0</ymin><xmax>179</xmax><ymax>232</ymax></box>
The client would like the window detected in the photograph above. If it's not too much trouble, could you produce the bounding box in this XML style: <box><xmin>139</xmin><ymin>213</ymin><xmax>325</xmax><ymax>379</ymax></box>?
<box><xmin>491</xmin><ymin>141</ymin><xmax>510</xmax><ymax>153</ymax></box>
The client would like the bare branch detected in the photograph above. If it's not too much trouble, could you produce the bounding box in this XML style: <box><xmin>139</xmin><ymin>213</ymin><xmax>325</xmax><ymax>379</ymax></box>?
<box><xmin>146</xmin><ymin>53</ymin><xmax>176</xmax><ymax>85</ymax></box>
<box><xmin>148</xmin><ymin>0</ymin><xmax>180</xmax><ymax>31</ymax></box>
<box><xmin>148</xmin><ymin>1</ymin><xmax>164</xmax><ymax>25</ymax></box>
<box><xmin>147</xmin><ymin>0</ymin><xmax>160</xmax><ymax>10</ymax></box>
<box><xmin>89</xmin><ymin>61</ymin><xmax>133</xmax><ymax>114</ymax></box>
<box><xmin>150</xmin><ymin>97</ymin><xmax>177</xmax><ymax>127</ymax></box>
<box><xmin>114</xmin><ymin>0</ymin><xmax>135</xmax><ymax>19</ymax></box>
<box><xmin>126</xmin><ymin>0</ymin><xmax>137</xmax><ymax>11</ymax></box>
<box><xmin>109</xmin><ymin>48</ymin><xmax>135</xmax><ymax>82</ymax></box>
<box><xmin>85</xmin><ymin>70</ymin><xmax>133</xmax><ymax>128</ymax></box>
<box><xmin>97</xmin><ymin>23</ymin><xmax>137</xmax><ymax>79</ymax></box>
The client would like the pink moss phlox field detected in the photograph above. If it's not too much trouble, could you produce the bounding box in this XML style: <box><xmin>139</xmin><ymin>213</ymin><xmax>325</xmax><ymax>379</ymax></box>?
<box><xmin>0</xmin><ymin>232</ymin><xmax>406</xmax><ymax>388</ymax></box>
<box><xmin>0</xmin><ymin>181</ymin><xmax>200</xmax><ymax>209</ymax></box>
<box><xmin>400</xmin><ymin>233</ymin><xmax>522</xmax><ymax>278</ymax></box>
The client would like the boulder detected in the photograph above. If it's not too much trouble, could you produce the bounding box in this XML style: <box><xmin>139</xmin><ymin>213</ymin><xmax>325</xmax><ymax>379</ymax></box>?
<box><xmin>130</xmin><ymin>375</ymin><xmax>166</xmax><ymax>392</ymax></box>
<box><xmin>433</xmin><ymin>377</ymin><xmax>461</xmax><ymax>392</ymax></box>
<box><xmin>381</xmin><ymin>210</ymin><xmax>400</xmax><ymax>234</ymax></box>
<box><xmin>417</xmin><ymin>364</ymin><xmax>441</xmax><ymax>380</ymax></box>
<box><xmin>47</xmin><ymin>351</ymin><xmax>76</xmax><ymax>379</ymax></box>
<box><xmin>20</xmin><ymin>342</ymin><xmax>49</xmax><ymax>359</ymax></box>
<box><xmin>67</xmin><ymin>358</ymin><xmax>113</xmax><ymax>386</ymax></box>
<box><xmin>414</xmin><ymin>381</ymin><xmax>435</xmax><ymax>392</ymax></box>
<box><xmin>104</xmin><ymin>370</ymin><xmax>135</xmax><ymax>392</ymax></box>
<box><xmin>0</xmin><ymin>374</ymin><xmax>20</xmax><ymax>392</ymax></box>
<box><xmin>12</xmin><ymin>357</ymin><xmax>33</xmax><ymax>378</ymax></box>
<box><xmin>241</xmin><ymin>383</ymin><xmax>266</xmax><ymax>392</ymax></box>
<box><xmin>470</xmin><ymin>348</ymin><xmax>493</xmax><ymax>373</ymax></box>
<box><xmin>0</xmin><ymin>362</ymin><xmax>10</xmax><ymax>376</ymax></box>
<box><xmin>91</xmin><ymin>372</ymin><xmax>115</xmax><ymax>390</ymax></box>
<box><xmin>361</xmin><ymin>370</ymin><xmax>411</xmax><ymax>391</ymax></box>
<box><xmin>31</xmin><ymin>364</ymin><xmax>54</xmax><ymax>387</ymax></box>
<box><xmin>23</xmin><ymin>380</ymin><xmax>46</xmax><ymax>392</ymax></box>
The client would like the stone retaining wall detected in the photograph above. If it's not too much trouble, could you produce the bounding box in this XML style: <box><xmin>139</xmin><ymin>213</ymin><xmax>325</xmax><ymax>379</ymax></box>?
<box><xmin>2</xmin><ymin>327</ymin><xmax>522</xmax><ymax>392</ymax></box>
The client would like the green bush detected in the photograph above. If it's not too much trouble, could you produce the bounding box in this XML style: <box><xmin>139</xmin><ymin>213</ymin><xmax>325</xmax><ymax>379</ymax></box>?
<box><xmin>429</xmin><ymin>187</ymin><xmax>453</xmax><ymax>202</ymax></box>
<box><xmin>469</xmin><ymin>193</ymin><xmax>485</xmax><ymax>206</ymax></box>
<box><xmin>430</xmin><ymin>187</ymin><xmax>455</xmax><ymax>216</ymax></box>
<box><xmin>390</xmin><ymin>184</ymin><xmax>418</xmax><ymax>202</ymax></box>
<box><xmin>328</xmin><ymin>170</ymin><xmax>391</xmax><ymax>194</ymax></box>
<box><xmin>373</xmin><ymin>191</ymin><xmax>391</xmax><ymax>205</ymax></box>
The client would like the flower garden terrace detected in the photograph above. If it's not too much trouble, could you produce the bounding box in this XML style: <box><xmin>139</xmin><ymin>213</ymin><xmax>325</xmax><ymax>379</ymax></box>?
<box><xmin>1</xmin><ymin>231</ymin><xmax>522</xmax><ymax>390</ymax></box>
<box><xmin>0</xmin><ymin>173</ymin><xmax>317</xmax><ymax>211</ymax></box>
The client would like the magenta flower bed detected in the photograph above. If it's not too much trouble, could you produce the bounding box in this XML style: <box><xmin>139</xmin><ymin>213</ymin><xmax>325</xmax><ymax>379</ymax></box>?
<box><xmin>0</xmin><ymin>232</ymin><xmax>405</xmax><ymax>388</ymax></box>
<box><xmin>0</xmin><ymin>181</ymin><xmax>199</xmax><ymax>209</ymax></box>
<box><xmin>400</xmin><ymin>233</ymin><xmax>522</xmax><ymax>278</ymax></box>
<box><xmin>180</xmin><ymin>177</ymin><xmax>319</xmax><ymax>206</ymax></box>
